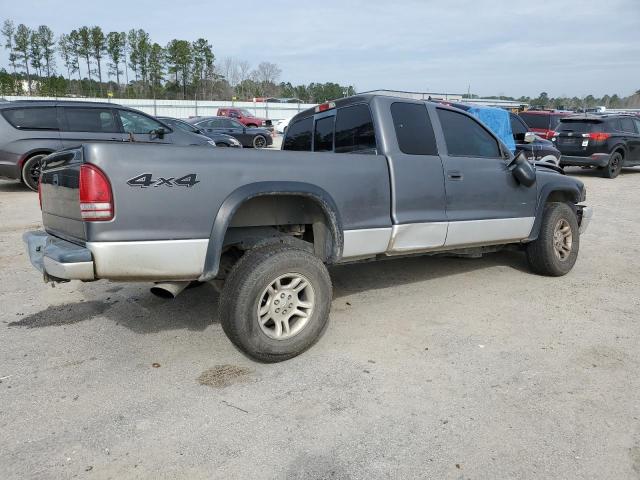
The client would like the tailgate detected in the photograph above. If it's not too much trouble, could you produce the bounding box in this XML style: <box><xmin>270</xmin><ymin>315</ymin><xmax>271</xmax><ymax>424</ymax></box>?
<box><xmin>39</xmin><ymin>147</ymin><xmax>86</xmax><ymax>242</ymax></box>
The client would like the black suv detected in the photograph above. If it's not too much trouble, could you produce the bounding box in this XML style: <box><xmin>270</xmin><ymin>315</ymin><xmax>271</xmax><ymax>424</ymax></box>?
<box><xmin>0</xmin><ymin>101</ymin><xmax>215</xmax><ymax>190</ymax></box>
<box><xmin>553</xmin><ymin>114</ymin><xmax>640</xmax><ymax>178</ymax></box>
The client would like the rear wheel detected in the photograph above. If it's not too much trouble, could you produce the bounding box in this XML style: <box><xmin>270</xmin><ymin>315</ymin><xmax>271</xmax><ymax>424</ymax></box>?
<box><xmin>526</xmin><ymin>202</ymin><xmax>579</xmax><ymax>276</ymax></box>
<box><xmin>253</xmin><ymin>134</ymin><xmax>267</xmax><ymax>149</ymax></box>
<box><xmin>216</xmin><ymin>143</ymin><xmax>229</xmax><ymax>147</ymax></box>
<box><xmin>219</xmin><ymin>244</ymin><xmax>332</xmax><ymax>362</ymax></box>
<box><xmin>21</xmin><ymin>154</ymin><xmax>47</xmax><ymax>191</ymax></box>
<box><xmin>602</xmin><ymin>151</ymin><xmax>623</xmax><ymax>178</ymax></box>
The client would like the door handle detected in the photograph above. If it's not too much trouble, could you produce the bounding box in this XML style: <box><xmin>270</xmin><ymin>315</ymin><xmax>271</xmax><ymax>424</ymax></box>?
<box><xmin>447</xmin><ymin>171</ymin><xmax>463</xmax><ymax>180</ymax></box>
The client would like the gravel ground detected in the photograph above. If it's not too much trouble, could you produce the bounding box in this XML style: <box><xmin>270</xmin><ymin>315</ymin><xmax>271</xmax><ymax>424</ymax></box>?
<box><xmin>1</xmin><ymin>167</ymin><xmax>640</xmax><ymax>480</ymax></box>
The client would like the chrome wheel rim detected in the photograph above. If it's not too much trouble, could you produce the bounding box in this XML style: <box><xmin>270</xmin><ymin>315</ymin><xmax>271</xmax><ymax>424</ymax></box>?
<box><xmin>254</xmin><ymin>136</ymin><xmax>266</xmax><ymax>148</ymax></box>
<box><xmin>553</xmin><ymin>218</ymin><xmax>573</xmax><ymax>260</ymax></box>
<box><xmin>257</xmin><ymin>273</ymin><xmax>315</xmax><ymax>340</ymax></box>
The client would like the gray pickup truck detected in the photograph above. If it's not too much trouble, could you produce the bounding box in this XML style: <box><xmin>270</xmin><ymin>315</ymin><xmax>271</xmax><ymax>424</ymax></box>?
<box><xmin>24</xmin><ymin>94</ymin><xmax>593</xmax><ymax>362</ymax></box>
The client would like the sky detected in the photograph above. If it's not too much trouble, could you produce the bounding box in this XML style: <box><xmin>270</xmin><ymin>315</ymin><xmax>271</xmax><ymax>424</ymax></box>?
<box><xmin>1</xmin><ymin>0</ymin><xmax>639</xmax><ymax>98</ymax></box>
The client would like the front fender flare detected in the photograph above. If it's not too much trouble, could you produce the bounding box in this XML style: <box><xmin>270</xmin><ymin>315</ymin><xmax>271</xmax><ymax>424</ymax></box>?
<box><xmin>525</xmin><ymin>184</ymin><xmax>583</xmax><ymax>242</ymax></box>
<box><xmin>198</xmin><ymin>181</ymin><xmax>343</xmax><ymax>281</ymax></box>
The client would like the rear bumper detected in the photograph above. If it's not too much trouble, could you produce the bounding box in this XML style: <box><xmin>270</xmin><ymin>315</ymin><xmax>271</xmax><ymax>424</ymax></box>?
<box><xmin>560</xmin><ymin>153</ymin><xmax>610</xmax><ymax>168</ymax></box>
<box><xmin>23</xmin><ymin>231</ymin><xmax>94</xmax><ymax>281</ymax></box>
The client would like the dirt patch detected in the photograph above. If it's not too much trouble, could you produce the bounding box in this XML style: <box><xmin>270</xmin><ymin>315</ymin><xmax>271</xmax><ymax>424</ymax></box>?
<box><xmin>9</xmin><ymin>301</ymin><xmax>110</xmax><ymax>328</ymax></box>
<box><xmin>197</xmin><ymin>365</ymin><xmax>253</xmax><ymax>388</ymax></box>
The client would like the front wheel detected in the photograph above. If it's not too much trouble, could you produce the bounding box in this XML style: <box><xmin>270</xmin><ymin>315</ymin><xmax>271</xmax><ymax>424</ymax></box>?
<box><xmin>219</xmin><ymin>244</ymin><xmax>332</xmax><ymax>362</ymax></box>
<box><xmin>602</xmin><ymin>151</ymin><xmax>623</xmax><ymax>179</ymax></box>
<box><xmin>526</xmin><ymin>202</ymin><xmax>580</xmax><ymax>276</ymax></box>
<box><xmin>252</xmin><ymin>134</ymin><xmax>267</xmax><ymax>149</ymax></box>
<box><xmin>21</xmin><ymin>154</ymin><xmax>47</xmax><ymax>191</ymax></box>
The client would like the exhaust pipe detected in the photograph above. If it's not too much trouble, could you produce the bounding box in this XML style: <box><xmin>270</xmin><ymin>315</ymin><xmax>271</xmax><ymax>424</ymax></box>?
<box><xmin>150</xmin><ymin>281</ymin><xmax>190</xmax><ymax>299</ymax></box>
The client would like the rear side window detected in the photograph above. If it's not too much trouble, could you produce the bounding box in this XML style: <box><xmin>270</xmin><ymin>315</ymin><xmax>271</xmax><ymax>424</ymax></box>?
<box><xmin>334</xmin><ymin>104</ymin><xmax>376</xmax><ymax>153</ymax></box>
<box><xmin>519</xmin><ymin>112</ymin><xmax>549</xmax><ymax>130</ymax></box>
<box><xmin>557</xmin><ymin>120</ymin><xmax>603</xmax><ymax>133</ymax></box>
<box><xmin>64</xmin><ymin>107</ymin><xmax>119</xmax><ymax>133</ymax></box>
<box><xmin>314</xmin><ymin>116</ymin><xmax>334</xmax><ymax>152</ymax></box>
<box><xmin>390</xmin><ymin>102</ymin><xmax>437</xmax><ymax>155</ymax></box>
<box><xmin>2</xmin><ymin>107</ymin><xmax>59</xmax><ymax>130</ymax></box>
<box><xmin>283</xmin><ymin>116</ymin><xmax>312</xmax><ymax>151</ymax></box>
<box><xmin>437</xmin><ymin>108</ymin><xmax>500</xmax><ymax>158</ymax></box>
<box><xmin>620</xmin><ymin>117</ymin><xmax>637</xmax><ymax>133</ymax></box>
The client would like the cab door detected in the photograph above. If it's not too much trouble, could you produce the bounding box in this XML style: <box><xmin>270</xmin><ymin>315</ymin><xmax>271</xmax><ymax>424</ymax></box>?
<box><xmin>384</xmin><ymin>101</ymin><xmax>448</xmax><ymax>252</ymax></box>
<box><xmin>433</xmin><ymin>107</ymin><xmax>537</xmax><ymax>248</ymax></box>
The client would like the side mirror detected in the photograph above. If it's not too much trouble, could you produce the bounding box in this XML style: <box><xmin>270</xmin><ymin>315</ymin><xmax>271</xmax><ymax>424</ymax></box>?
<box><xmin>152</xmin><ymin>127</ymin><xmax>166</xmax><ymax>139</ymax></box>
<box><xmin>510</xmin><ymin>152</ymin><xmax>536</xmax><ymax>187</ymax></box>
<box><xmin>524</xmin><ymin>131</ymin><xmax>536</xmax><ymax>143</ymax></box>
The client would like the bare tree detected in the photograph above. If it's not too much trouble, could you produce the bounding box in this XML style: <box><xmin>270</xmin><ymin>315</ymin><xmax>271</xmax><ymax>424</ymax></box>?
<box><xmin>252</xmin><ymin>61</ymin><xmax>281</xmax><ymax>85</ymax></box>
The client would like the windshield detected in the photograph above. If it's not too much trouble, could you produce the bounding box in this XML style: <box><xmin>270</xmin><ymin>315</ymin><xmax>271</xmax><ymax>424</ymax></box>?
<box><xmin>239</xmin><ymin>109</ymin><xmax>252</xmax><ymax>117</ymax></box>
<box><xmin>168</xmin><ymin>119</ymin><xmax>199</xmax><ymax>133</ymax></box>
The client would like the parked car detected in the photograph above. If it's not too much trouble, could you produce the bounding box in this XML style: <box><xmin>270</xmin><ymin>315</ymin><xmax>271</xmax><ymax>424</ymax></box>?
<box><xmin>157</xmin><ymin>116</ymin><xmax>242</xmax><ymax>148</ymax></box>
<box><xmin>25</xmin><ymin>94</ymin><xmax>591</xmax><ymax>362</ymax></box>
<box><xmin>0</xmin><ymin>100</ymin><xmax>215</xmax><ymax>191</ymax></box>
<box><xmin>519</xmin><ymin>110</ymin><xmax>571</xmax><ymax>140</ymax></box>
<box><xmin>216</xmin><ymin>107</ymin><xmax>272</xmax><ymax>129</ymax></box>
<box><xmin>188</xmin><ymin>116</ymin><xmax>273</xmax><ymax>148</ymax></box>
<box><xmin>274</xmin><ymin>116</ymin><xmax>293</xmax><ymax>134</ymax></box>
<box><xmin>437</xmin><ymin>102</ymin><xmax>561</xmax><ymax>166</ymax></box>
<box><xmin>553</xmin><ymin>114</ymin><xmax>640</xmax><ymax>178</ymax></box>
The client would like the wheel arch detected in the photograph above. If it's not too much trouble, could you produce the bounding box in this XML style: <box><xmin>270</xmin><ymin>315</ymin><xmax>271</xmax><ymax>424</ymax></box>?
<box><xmin>19</xmin><ymin>149</ymin><xmax>55</xmax><ymax>169</ymax></box>
<box><xmin>199</xmin><ymin>182</ymin><xmax>343</xmax><ymax>281</ymax></box>
<box><xmin>610</xmin><ymin>144</ymin><xmax>627</xmax><ymax>161</ymax></box>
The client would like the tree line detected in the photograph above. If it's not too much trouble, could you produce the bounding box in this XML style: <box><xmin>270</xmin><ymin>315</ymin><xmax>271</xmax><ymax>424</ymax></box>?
<box><xmin>465</xmin><ymin>90</ymin><xmax>640</xmax><ymax>110</ymax></box>
<box><xmin>0</xmin><ymin>20</ymin><xmax>356</xmax><ymax>103</ymax></box>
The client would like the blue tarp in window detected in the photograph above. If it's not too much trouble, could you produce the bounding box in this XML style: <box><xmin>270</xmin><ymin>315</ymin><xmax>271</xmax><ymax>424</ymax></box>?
<box><xmin>466</xmin><ymin>105</ymin><xmax>516</xmax><ymax>153</ymax></box>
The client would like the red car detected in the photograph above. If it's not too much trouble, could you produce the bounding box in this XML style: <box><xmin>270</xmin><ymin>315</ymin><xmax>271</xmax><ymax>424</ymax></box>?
<box><xmin>217</xmin><ymin>107</ymin><xmax>272</xmax><ymax>129</ymax></box>
<box><xmin>519</xmin><ymin>111</ymin><xmax>571</xmax><ymax>140</ymax></box>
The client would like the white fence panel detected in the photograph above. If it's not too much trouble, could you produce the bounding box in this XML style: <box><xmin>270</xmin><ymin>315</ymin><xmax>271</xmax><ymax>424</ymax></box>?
<box><xmin>3</xmin><ymin>96</ymin><xmax>317</xmax><ymax>121</ymax></box>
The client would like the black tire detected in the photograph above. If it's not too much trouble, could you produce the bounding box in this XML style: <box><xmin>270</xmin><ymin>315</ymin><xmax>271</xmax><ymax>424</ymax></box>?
<box><xmin>216</xmin><ymin>143</ymin><xmax>229</xmax><ymax>147</ymax></box>
<box><xmin>21</xmin><ymin>154</ymin><xmax>47</xmax><ymax>191</ymax></box>
<box><xmin>526</xmin><ymin>202</ymin><xmax>580</xmax><ymax>276</ymax></box>
<box><xmin>602</xmin><ymin>151</ymin><xmax>623</xmax><ymax>179</ymax></box>
<box><xmin>219</xmin><ymin>244</ymin><xmax>332</xmax><ymax>363</ymax></box>
<box><xmin>252</xmin><ymin>134</ymin><xmax>267</xmax><ymax>149</ymax></box>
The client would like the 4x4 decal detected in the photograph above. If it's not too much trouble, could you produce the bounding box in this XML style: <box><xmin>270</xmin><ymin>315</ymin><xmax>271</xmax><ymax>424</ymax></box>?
<box><xmin>127</xmin><ymin>173</ymin><xmax>200</xmax><ymax>188</ymax></box>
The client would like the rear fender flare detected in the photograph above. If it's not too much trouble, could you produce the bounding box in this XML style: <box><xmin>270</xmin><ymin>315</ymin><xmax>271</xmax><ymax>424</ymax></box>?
<box><xmin>199</xmin><ymin>181</ymin><xmax>343</xmax><ymax>281</ymax></box>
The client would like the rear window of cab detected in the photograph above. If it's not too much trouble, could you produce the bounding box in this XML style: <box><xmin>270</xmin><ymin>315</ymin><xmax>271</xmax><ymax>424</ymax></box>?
<box><xmin>283</xmin><ymin>104</ymin><xmax>376</xmax><ymax>153</ymax></box>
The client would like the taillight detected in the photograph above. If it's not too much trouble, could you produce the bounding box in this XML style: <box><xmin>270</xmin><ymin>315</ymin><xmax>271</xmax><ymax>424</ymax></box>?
<box><xmin>588</xmin><ymin>132</ymin><xmax>611</xmax><ymax>142</ymax></box>
<box><xmin>79</xmin><ymin>164</ymin><xmax>113</xmax><ymax>221</ymax></box>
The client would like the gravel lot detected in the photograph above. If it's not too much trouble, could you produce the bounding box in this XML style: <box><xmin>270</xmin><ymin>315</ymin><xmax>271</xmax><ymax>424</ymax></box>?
<box><xmin>1</xmin><ymin>166</ymin><xmax>640</xmax><ymax>479</ymax></box>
